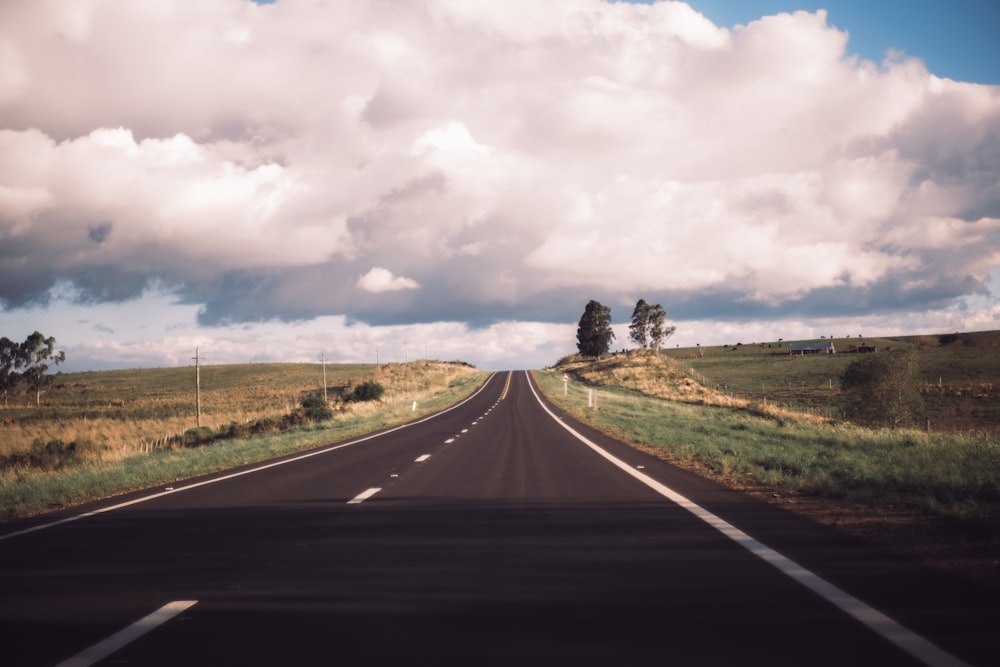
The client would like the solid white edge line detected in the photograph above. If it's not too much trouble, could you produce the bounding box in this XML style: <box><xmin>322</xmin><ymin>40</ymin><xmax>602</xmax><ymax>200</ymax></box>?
<box><xmin>523</xmin><ymin>371</ymin><xmax>971</xmax><ymax>667</ymax></box>
<box><xmin>347</xmin><ymin>487</ymin><xmax>382</xmax><ymax>504</ymax></box>
<box><xmin>0</xmin><ymin>373</ymin><xmax>499</xmax><ymax>543</ymax></box>
<box><xmin>55</xmin><ymin>600</ymin><xmax>198</xmax><ymax>667</ymax></box>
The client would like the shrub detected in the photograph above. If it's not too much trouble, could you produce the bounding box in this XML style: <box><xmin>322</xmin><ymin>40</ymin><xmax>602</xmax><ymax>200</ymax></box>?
<box><xmin>250</xmin><ymin>416</ymin><xmax>278</xmax><ymax>435</ymax></box>
<box><xmin>4</xmin><ymin>438</ymin><xmax>97</xmax><ymax>471</ymax></box>
<box><xmin>350</xmin><ymin>380</ymin><xmax>385</xmax><ymax>402</ymax></box>
<box><xmin>300</xmin><ymin>394</ymin><xmax>334</xmax><ymax>422</ymax></box>
<box><xmin>182</xmin><ymin>426</ymin><xmax>215</xmax><ymax>447</ymax></box>
<box><xmin>280</xmin><ymin>411</ymin><xmax>306</xmax><ymax>429</ymax></box>
<box><xmin>840</xmin><ymin>349</ymin><xmax>924</xmax><ymax>428</ymax></box>
<box><xmin>220</xmin><ymin>421</ymin><xmax>252</xmax><ymax>440</ymax></box>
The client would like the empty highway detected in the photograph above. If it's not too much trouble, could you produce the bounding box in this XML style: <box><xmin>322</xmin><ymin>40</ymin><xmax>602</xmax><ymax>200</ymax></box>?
<box><xmin>1</xmin><ymin>371</ymin><xmax>996</xmax><ymax>666</ymax></box>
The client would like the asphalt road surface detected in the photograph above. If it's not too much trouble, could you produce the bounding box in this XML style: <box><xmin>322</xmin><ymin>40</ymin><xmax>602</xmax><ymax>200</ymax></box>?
<box><xmin>1</xmin><ymin>371</ymin><xmax>997</xmax><ymax>666</ymax></box>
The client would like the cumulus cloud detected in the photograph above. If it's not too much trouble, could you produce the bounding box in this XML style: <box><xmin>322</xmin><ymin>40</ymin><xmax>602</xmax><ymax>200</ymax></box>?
<box><xmin>357</xmin><ymin>267</ymin><xmax>420</xmax><ymax>293</ymax></box>
<box><xmin>0</xmin><ymin>0</ymin><xmax>997</xmax><ymax>341</ymax></box>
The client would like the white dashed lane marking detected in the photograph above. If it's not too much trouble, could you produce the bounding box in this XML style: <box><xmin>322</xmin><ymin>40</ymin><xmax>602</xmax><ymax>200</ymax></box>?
<box><xmin>55</xmin><ymin>601</ymin><xmax>198</xmax><ymax>667</ymax></box>
<box><xmin>347</xmin><ymin>487</ymin><xmax>382</xmax><ymax>505</ymax></box>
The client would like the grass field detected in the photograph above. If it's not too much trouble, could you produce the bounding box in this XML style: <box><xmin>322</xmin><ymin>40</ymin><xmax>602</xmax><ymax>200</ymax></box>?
<box><xmin>1</xmin><ymin>361</ymin><xmax>468</xmax><ymax>458</ymax></box>
<box><xmin>0</xmin><ymin>361</ymin><xmax>487</xmax><ymax>520</ymax></box>
<box><xmin>662</xmin><ymin>330</ymin><xmax>1000</xmax><ymax>433</ymax></box>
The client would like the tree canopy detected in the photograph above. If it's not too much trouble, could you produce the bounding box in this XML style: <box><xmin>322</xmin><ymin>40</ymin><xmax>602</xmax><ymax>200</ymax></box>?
<box><xmin>576</xmin><ymin>300</ymin><xmax>615</xmax><ymax>357</ymax></box>
<box><xmin>0</xmin><ymin>331</ymin><xmax>66</xmax><ymax>406</ymax></box>
<box><xmin>0</xmin><ymin>337</ymin><xmax>20</xmax><ymax>406</ymax></box>
<box><xmin>628</xmin><ymin>300</ymin><xmax>676</xmax><ymax>352</ymax></box>
<box><xmin>628</xmin><ymin>299</ymin><xmax>650</xmax><ymax>349</ymax></box>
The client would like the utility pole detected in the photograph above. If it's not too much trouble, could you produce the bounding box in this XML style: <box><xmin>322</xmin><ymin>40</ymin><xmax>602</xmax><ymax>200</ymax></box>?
<box><xmin>374</xmin><ymin>345</ymin><xmax>381</xmax><ymax>372</ymax></box>
<box><xmin>193</xmin><ymin>347</ymin><xmax>202</xmax><ymax>428</ymax></box>
<box><xmin>321</xmin><ymin>353</ymin><xmax>328</xmax><ymax>402</ymax></box>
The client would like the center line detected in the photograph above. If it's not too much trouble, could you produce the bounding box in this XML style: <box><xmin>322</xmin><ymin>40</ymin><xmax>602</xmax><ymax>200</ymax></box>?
<box><xmin>415</xmin><ymin>454</ymin><xmax>431</xmax><ymax>462</ymax></box>
<box><xmin>347</xmin><ymin>487</ymin><xmax>382</xmax><ymax>504</ymax></box>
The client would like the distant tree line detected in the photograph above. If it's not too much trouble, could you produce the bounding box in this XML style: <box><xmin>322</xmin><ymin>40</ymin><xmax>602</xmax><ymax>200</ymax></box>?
<box><xmin>575</xmin><ymin>299</ymin><xmax>676</xmax><ymax>358</ymax></box>
<box><xmin>0</xmin><ymin>332</ymin><xmax>65</xmax><ymax>406</ymax></box>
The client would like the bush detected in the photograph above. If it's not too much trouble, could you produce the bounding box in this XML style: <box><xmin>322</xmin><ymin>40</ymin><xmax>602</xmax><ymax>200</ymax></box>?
<box><xmin>250</xmin><ymin>416</ymin><xmax>279</xmax><ymax>435</ymax></box>
<box><xmin>220</xmin><ymin>421</ymin><xmax>252</xmax><ymax>440</ymax></box>
<box><xmin>300</xmin><ymin>394</ymin><xmax>334</xmax><ymax>422</ymax></box>
<box><xmin>281</xmin><ymin>411</ymin><xmax>306</xmax><ymax>429</ymax></box>
<box><xmin>350</xmin><ymin>380</ymin><xmax>385</xmax><ymax>402</ymax></box>
<box><xmin>182</xmin><ymin>427</ymin><xmax>215</xmax><ymax>447</ymax></box>
<box><xmin>0</xmin><ymin>438</ymin><xmax>97</xmax><ymax>471</ymax></box>
<box><xmin>840</xmin><ymin>349</ymin><xmax>924</xmax><ymax>428</ymax></box>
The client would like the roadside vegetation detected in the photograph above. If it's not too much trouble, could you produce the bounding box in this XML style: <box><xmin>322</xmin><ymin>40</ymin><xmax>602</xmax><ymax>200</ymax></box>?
<box><xmin>537</xmin><ymin>342</ymin><xmax>1000</xmax><ymax>587</ymax></box>
<box><xmin>0</xmin><ymin>361</ymin><xmax>486</xmax><ymax>520</ymax></box>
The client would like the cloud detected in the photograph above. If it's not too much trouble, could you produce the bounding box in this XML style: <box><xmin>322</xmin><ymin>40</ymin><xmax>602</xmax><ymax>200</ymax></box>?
<box><xmin>357</xmin><ymin>267</ymin><xmax>421</xmax><ymax>293</ymax></box>
<box><xmin>0</xmin><ymin>0</ymin><xmax>997</xmax><ymax>345</ymax></box>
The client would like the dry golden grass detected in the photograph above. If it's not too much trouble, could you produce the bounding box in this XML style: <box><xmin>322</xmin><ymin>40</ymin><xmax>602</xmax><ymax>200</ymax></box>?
<box><xmin>559</xmin><ymin>352</ymin><xmax>828</xmax><ymax>426</ymax></box>
<box><xmin>0</xmin><ymin>360</ymin><xmax>481</xmax><ymax>468</ymax></box>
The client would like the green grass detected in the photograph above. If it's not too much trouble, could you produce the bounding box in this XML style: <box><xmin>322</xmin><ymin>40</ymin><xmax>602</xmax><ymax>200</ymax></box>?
<box><xmin>0</xmin><ymin>365</ymin><xmax>487</xmax><ymax>520</ymax></box>
<box><xmin>664</xmin><ymin>330</ymin><xmax>1000</xmax><ymax>432</ymax></box>
<box><xmin>532</xmin><ymin>367</ymin><xmax>1000</xmax><ymax>527</ymax></box>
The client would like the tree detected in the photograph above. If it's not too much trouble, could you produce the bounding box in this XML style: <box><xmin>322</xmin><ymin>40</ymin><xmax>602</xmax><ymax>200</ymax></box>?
<box><xmin>19</xmin><ymin>332</ymin><xmax>65</xmax><ymax>407</ymax></box>
<box><xmin>628</xmin><ymin>299</ymin><xmax>650</xmax><ymax>349</ymax></box>
<box><xmin>647</xmin><ymin>303</ymin><xmax>676</xmax><ymax>352</ymax></box>
<box><xmin>0</xmin><ymin>337</ymin><xmax>20</xmax><ymax>406</ymax></box>
<box><xmin>840</xmin><ymin>349</ymin><xmax>923</xmax><ymax>428</ymax></box>
<box><xmin>576</xmin><ymin>300</ymin><xmax>615</xmax><ymax>357</ymax></box>
<box><xmin>628</xmin><ymin>300</ymin><xmax>676</xmax><ymax>353</ymax></box>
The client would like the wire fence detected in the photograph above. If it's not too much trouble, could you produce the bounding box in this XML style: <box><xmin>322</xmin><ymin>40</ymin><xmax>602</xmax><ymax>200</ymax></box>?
<box><xmin>685</xmin><ymin>366</ymin><xmax>846</xmax><ymax>420</ymax></box>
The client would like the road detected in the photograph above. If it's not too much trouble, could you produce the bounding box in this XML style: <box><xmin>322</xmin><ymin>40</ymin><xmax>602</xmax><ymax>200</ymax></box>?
<box><xmin>1</xmin><ymin>371</ymin><xmax>996</xmax><ymax>666</ymax></box>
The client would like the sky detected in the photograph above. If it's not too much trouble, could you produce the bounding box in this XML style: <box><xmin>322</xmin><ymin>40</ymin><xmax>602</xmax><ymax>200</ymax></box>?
<box><xmin>1</xmin><ymin>0</ymin><xmax>998</xmax><ymax>372</ymax></box>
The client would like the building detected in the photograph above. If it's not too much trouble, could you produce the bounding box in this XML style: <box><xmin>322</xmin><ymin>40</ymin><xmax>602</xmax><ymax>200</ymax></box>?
<box><xmin>789</xmin><ymin>342</ymin><xmax>836</xmax><ymax>355</ymax></box>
